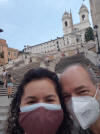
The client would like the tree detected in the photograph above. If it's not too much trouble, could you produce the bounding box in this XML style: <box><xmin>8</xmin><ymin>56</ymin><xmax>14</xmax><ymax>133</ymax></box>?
<box><xmin>85</xmin><ymin>27</ymin><xmax>95</xmax><ymax>42</ymax></box>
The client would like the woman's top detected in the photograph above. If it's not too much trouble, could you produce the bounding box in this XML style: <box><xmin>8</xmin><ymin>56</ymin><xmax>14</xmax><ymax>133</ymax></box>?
<box><xmin>7</xmin><ymin>76</ymin><xmax>13</xmax><ymax>83</ymax></box>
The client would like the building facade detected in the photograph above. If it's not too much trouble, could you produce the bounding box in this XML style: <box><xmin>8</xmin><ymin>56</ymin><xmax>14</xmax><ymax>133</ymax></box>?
<box><xmin>89</xmin><ymin>0</ymin><xmax>100</xmax><ymax>51</ymax></box>
<box><xmin>25</xmin><ymin>4</ymin><xmax>91</xmax><ymax>57</ymax></box>
<box><xmin>0</xmin><ymin>39</ymin><xmax>19</xmax><ymax>65</ymax></box>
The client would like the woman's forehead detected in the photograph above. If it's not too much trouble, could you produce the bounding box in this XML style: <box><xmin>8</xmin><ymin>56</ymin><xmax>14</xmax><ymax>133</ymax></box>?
<box><xmin>23</xmin><ymin>79</ymin><xmax>57</xmax><ymax>97</ymax></box>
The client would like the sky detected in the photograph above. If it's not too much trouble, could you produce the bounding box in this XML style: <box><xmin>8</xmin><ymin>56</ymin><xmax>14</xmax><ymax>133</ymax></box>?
<box><xmin>0</xmin><ymin>0</ymin><xmax>91</xmax><ymax>50</ymax></box>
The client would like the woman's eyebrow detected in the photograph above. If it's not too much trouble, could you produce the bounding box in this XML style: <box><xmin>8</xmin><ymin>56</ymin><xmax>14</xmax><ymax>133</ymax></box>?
<box><xmin>25</xmin><ymin>96</ymin><xmax>36</xmax><ymax>101</ymax></box>
<box><xmin>44</xmin><ymin>95</ymin><xmax>56</xmax><ymax>99</ymax></box>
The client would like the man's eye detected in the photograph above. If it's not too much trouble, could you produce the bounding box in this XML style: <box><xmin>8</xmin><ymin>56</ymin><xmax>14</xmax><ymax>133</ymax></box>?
<box><xmin>78</xmin><ymin>90</ymin><xmax>89</xmax><ymax>95</ymax></box>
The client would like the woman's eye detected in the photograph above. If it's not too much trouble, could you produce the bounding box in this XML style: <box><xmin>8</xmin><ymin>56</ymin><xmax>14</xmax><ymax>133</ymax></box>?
<box><xmin>27</xmin><ymin>101</ymin><xmax>36</xmax><ymax>104</ymax></box>
<box><xmin>46</xmin><ymin>99</ymin><xmax>55</xmax><ymax>102</ymax></box>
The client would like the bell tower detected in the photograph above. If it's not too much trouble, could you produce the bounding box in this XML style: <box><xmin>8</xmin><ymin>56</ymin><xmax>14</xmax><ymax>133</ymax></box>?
<box><xmin>79</xmin><ymin>4</ymin><xmax>89</xmax><ymax>23</ymax></box>
<box><xmin>62</xmin><ymin>11</ymin><xmax>73</xmax><ymax>35</ymax></box>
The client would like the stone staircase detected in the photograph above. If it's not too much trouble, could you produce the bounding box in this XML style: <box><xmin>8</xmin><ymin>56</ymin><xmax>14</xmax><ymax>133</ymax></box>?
<box><xmin>55</xmin><ymin>53</ymin><xmax>100</xmax><ymax>80</ymax></box>
<box><xmin>8</xmin><ymin>62</ymin><xmax>40</xmax><ymax>84</ymax></box>
<box><xmin>0</xmin><ymin>53</ymin><xmax>100</xmax><ymax>134</ymax></box>
<box><xmin>0</xmin><ymin>105</ymin><xmax>9</xmax><ymax>134</ymax></box>
<box><xmin>0</xmin><ymin>96</ymin><xmax>11</xmax><ymax>134</ymax></box>
<box><xmin>0</xmin><ymin>62</ymin><xmax>40</xmax><ymax>97</ymax></box>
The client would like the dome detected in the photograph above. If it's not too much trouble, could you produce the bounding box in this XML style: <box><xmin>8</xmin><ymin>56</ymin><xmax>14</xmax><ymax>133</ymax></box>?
<box><xmin>79</xmin><ymin>4</ymin><xmax>89</xmax><ymax>14</ymax></box>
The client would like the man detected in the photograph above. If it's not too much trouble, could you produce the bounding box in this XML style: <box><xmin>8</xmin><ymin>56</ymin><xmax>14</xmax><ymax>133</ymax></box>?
<box><xmin>2</xmin><ymin>69</ymin><xmax>7</xmax><ymax>87</ymax></box>
<box><xmin>60</xmin><ymin>63</ymin><xmax>100</xmax><ymax>134</ymax></box>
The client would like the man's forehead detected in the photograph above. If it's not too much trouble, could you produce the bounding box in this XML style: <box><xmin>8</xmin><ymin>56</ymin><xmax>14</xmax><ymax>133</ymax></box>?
<box><xmin>60</xmin><ymin>65</ymin><xmax>92</xmax><ymax>88</ymax></box>
<box><xmin>60</xmin><ymin>65</ymin><xmax>97</xmax><ymax>96</ymax></box>
<box><xmin>61</xmin><ymin>65</ymin><xmax>86</xmax><ymax>78</ymax></box>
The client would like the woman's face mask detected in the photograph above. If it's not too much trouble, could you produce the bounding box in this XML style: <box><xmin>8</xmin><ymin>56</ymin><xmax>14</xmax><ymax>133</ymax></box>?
<box><xmin>19</xmin><ymin>103</ymin><xmax>63</xmax><ymax>134</ymax></box>
<box><xmin>67</xmin><ymin>88</ymin><xmax>100</xmax><ymax>130</ymax></box>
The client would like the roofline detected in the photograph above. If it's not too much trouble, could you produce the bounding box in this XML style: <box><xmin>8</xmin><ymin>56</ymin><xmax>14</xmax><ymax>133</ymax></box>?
<box><xmin>27</xmin><ymin>37</ymin><xmax>63</xmax><ymax>49</ymax></box>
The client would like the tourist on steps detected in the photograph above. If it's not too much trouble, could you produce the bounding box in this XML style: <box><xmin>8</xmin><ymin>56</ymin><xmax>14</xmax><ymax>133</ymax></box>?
<box><xmin>7</xmin><ymin>74</ymin><xmax>13</xmax><ymax>98</ymax></box>
<box><xmin>2</xmin><ymin>69</ymin><xmax>7</xmax><ymax>88</ymax></box>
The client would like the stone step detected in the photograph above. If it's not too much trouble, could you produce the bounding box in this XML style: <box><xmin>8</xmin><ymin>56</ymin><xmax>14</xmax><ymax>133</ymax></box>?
<box><xmin>0</xmin><ymin>106</ymin><xmax>9</xmax><ymax>111</ymax></box>
<box><xmin>0</xmin><ymin>87</ymin><xmax>15</xmax><ymax>96</ymax></box>
<box><xmin>0</xmin><ymin>128</ymin><xmax>6</xmax><ymax>134</ymax></box>
<box><xmin>0</xmin><ymin>114</ymin><xmax>8</xmax><ymax>133</ymax></box>
<box><xmin>0</xmin><ymin>97</ymin><xmax>11</xmax><ymax>133</ymax></box>
<box><xmin>0</xmin><ymin>115</ymin><xmax>8</xmax><ymax>121</ymax></box>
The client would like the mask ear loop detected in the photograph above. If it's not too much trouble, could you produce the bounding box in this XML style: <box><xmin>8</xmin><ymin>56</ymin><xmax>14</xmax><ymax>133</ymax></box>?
<box><xmin>94</xmin><ymin>86</ymin><xmax>98</xmax><ymax>98</ymax></box>
<box><xmin>94</xmin><ymin>85</ymin><xmax>100</xmax><ymax>111</ymax></box>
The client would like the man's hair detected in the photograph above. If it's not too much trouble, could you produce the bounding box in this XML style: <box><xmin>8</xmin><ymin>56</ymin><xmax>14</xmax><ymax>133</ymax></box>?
<box><xmin>63</xmin><ymin>63</ymin><xmax>98</xmax><ymax>86</ymax></box>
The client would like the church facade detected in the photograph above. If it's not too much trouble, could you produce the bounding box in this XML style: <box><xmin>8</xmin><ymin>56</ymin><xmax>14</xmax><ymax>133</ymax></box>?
<box><xmin>25</xmin><ymin>4</ymin><xmax>91</xmax><ymax>57</ymax></box>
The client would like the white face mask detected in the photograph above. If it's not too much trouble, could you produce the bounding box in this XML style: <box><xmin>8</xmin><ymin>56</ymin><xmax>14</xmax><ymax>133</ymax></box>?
<box><xmin>20</xmin><ymin>103</ymin><xmax>62</xmax><ymax>112</ymax></box>
<box><xmin>67</xmin><ymin>88</ymin><xmax>100</xmax><ymax>130</ymax></box>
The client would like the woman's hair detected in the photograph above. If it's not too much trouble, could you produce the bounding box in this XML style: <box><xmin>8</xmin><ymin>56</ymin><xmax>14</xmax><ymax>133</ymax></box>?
<box><xmin>6</xmin><ymin>68</ymin><xmax>72</xmax><ymax>134</ymax></box>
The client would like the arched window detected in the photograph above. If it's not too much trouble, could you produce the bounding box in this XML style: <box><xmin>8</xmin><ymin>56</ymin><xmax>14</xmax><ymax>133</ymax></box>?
<box><xmin>65</xmin><ymin>21</ymin><xmax>68</xmax><ymax>27</ymax></box>
<box><xmin>82</xmin><ymin>15</ymin><xmax>85</xmax><ymax>21</ymax></box>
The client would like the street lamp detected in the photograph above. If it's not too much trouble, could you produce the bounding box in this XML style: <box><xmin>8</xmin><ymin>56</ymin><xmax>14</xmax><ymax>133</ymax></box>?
<box><xmin>94</xmin><ymin>25</ymin><xmax>100</xmax><ymax>54</ymax></box>
<box><xmin>75</xmin><ymin>34</ymin><xmax>81</xmax><ymax>54</ymax></box>
<box><xmin>24</xmin><ymin>45</ymin><xmax>26</xmax><ymax>52</ymax></box>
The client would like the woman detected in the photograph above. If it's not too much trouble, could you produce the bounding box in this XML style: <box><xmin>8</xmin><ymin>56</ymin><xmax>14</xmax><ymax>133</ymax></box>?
<box><xmin>6</xmin><ymin>68</ymin><xmax>72</xmax><ymax>134</ymax></box>
<box><xmin>7</xmin><ymin>74</ymin><xmax>13</xmax><ymax>98</ymax></box>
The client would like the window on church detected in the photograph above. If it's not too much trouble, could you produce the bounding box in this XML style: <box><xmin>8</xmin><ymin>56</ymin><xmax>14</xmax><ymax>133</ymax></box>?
<box><xmin>65</xmin><ymin>21</ymin><xmax>68</xmax><ymax>27</ymax></box>
<box><xmin>82</xmin><ymin>15</ymin><xmax>85</xmax><ymax>21</ymax></box>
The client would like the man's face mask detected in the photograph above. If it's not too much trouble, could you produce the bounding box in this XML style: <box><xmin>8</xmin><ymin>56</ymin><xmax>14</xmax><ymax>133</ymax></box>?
<box><xmin>67</xmin><ymin>88</ymin><xmax>100</xmax><ymax>130</ymax></box>
<box><xmin>19</xmin><ymin>103</ymin><xmax>63</xmax><ymax>134</ymax></box>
